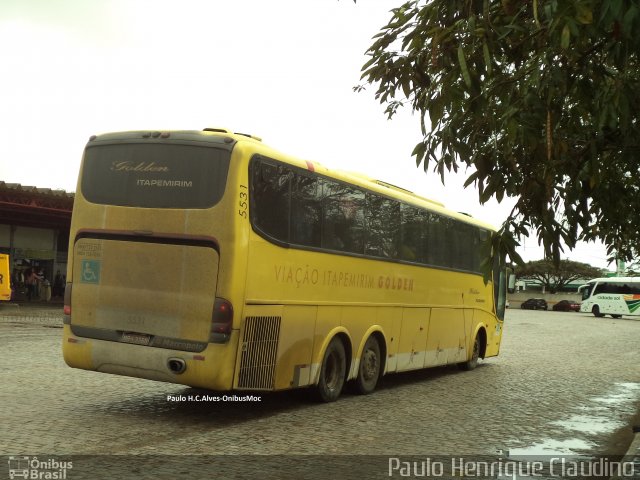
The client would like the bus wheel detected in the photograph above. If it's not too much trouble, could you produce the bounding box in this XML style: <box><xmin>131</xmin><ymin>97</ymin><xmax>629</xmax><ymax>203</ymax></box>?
<box><xmin>355</xmin><ymin>335</ymin><xmax>381</xmax><ymax>395</ymax></box>
<box><xmin>315</xmin><ymin>337</ymin><xmax>346</xmax><ymax>402</ymax></box>
<box><xmin>592</xmin><ymin>306</ymin><xmax>605</xmax><ymax>318</ymax></box>
<box><xmin>458</xmin><ymin>335</ymin><xmax>481</xmax><ymax>371</ymax></box>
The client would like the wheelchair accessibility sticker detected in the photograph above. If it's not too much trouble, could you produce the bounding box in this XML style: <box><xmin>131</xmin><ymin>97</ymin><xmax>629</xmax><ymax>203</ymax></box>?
<box><xmin>81</xmin><ymin>259</ymin><xmax>101</xmax><ymax>284</ymax></box>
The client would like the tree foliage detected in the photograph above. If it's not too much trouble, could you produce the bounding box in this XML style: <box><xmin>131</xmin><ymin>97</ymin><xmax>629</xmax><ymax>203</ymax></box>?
<box><xmin>358</xmin><ymin>0</ymin><xmax>640</xmax><ymax>266</ymax></box>
<box><xmin>516</xmin><ymin>258</ymin><xmax>604</xmax><ymax>293</ymax></box>
<box><xmin>625</xmin><ymin>259</ymin><xmax>640</xmax><ymax>275</ymax></box>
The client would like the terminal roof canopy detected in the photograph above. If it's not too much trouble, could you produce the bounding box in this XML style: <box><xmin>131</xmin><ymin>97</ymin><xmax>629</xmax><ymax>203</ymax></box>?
<box><xmin>0</xmin><ymin>182</ymin><xmax>73</xmax><ymax>229</ymax></box>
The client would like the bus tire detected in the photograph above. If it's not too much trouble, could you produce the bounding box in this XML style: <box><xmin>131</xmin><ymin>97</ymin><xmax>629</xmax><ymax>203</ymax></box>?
<box><xmin>592</xmin><ymin>305</ymin><xmax>605</xmax><ymax>318</ymax></box>
<box><xmin>315</xmin><ymin>337</ymin><xmax>346</xmax><ymax>402</ymax></box>
<box><xmin>459</xmin><ymin>334</ymin><xmax>481</xmax><ymax>371</ymax></box>
<box><xmin>355</xmin><ymin>335</ymin><xmax>381</xmax><ymax>395</ymax></box>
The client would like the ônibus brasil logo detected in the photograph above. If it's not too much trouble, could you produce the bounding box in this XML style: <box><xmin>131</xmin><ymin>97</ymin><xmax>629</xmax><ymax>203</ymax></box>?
<box><xmin>8</xmin><ymin>456</ymin><xmax>73</xmax><ymax>479</ymax></box>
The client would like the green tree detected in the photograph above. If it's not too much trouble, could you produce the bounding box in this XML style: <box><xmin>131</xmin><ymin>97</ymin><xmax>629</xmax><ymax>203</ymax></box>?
<box><xmin>357</xmin><ymin>0</ymin><xmax>640</xmax><ymax>267</ymax></box>
<box><xmin>516</xmin><ymin>259</ymin><xmax>603</xmax><ymax>293</ymax></box>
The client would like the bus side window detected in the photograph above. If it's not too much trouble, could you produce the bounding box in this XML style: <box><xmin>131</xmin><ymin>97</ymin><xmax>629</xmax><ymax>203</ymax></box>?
<box><xmin>450</xmin><ymin>222</ymin><xmax>473</xmax><ymax>271</ymax></box>
<box><xmin>594</xmin><ymin>282</ymin><xmax>612</xmax><ymax>295</ymax></box>
<box><xmin>252</xmin><ymin>160</ymin><xmax>291</xmax><ymax>242</ymax></box>
<box><xmin>427</xmin><ymin>213</ymin><xmax>450</xmax><ymax>268</ymax></box>
<box><xmin>322</xmin><ymin>181</ymin><xmax>365</xmax><ymax>254</ymax></box>
<box><xmin>365</xmin><ymin>193</ymin><xmax>399</xmax><ymax>258</ymax></box>
<box><xmin>399</xmin><ymin>204</ymin><xmax>425</xmax><ymax>262</ymax></box>
<box><xmin>291</xmin><ymin>173</ymin><xmax>321</xmax><ymax>248</ymax></box>
<box><xmin>473</xmin><ymin>229</ymin><xmax>488</xmax><ymax>273</ymax></box>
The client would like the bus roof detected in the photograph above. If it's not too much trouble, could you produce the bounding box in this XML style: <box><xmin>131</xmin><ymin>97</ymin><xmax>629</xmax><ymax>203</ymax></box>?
<box><xmin>86</xmin><ymin>128</ymin><xmax>497</xmax><ymax>232</ymax></box>
<box><xmin>587</xmin><ymin>277</ymin><xmax>640</xmax><ymax>284</ymax></box>
<box><xmin>240</xmin><ymin>134</ymin><xmax>497</xmax><ymax>232</ymax></box>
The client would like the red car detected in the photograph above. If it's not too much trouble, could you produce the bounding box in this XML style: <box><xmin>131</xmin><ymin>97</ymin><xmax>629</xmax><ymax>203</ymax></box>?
<box><xmin>552</xmin><ymin>300</ymin><xmax>580</xmax><ymax>312</ymax></box>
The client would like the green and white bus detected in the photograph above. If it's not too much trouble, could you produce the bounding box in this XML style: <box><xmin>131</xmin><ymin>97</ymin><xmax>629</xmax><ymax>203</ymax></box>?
<box><xmin>579</xmin><ymin>277</ymin><xmax>640</xmax><ymax>318</ymax></box>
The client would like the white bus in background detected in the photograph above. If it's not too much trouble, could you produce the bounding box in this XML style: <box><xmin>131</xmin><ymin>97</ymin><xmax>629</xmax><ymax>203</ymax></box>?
<box><xmin>579</xmin><ymin>277</ymin><xmax>640</xmax><ymax>318</ymax></box>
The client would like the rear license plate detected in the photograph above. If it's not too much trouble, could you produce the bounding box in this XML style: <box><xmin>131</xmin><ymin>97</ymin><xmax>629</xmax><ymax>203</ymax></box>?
<box><xmin>121</xmin><ymin>332</ymin><xmax>151</xmax><ymax>346</ymax></box>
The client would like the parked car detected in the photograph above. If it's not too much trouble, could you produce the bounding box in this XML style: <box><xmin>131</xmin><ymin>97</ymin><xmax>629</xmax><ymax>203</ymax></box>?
<box><xmin>520</xmin><ymin>298</ymin><xmax>548</xmax><ymax>310</ymax></box>
<box><xmin>552</xmin><ymin>300</ymin><xmax>580</xmax><ymax>312</ymax></box>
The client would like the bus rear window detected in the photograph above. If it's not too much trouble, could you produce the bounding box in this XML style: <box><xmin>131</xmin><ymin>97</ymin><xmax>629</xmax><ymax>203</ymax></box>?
<box><xmin>81</xmin><ymin>143</ymin><xmax>231</xmax><ymax>208</ymax></box>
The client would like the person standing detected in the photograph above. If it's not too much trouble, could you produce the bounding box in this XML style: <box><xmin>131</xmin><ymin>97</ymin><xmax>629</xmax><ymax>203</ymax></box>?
<box><xmin>25</xmin><ymin>268</ymin><xmax>35</xmax><ymax>301</ymax></box>
<box><xmin>53</xmin><ymin>270</ymin><xmax>64</xmax><ymax>298</ymax></box>
<box><xmin>34</xmin><ymin>269</ymin><xmax>44</xmax><ymax>299</ymax></box>
<box><xmin>25</xmin><ymin>268</ymin><xmax>43</xmax><ymax>301</ymax></box>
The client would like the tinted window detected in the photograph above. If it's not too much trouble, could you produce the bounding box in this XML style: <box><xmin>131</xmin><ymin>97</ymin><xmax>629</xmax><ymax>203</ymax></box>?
<box><xmin>82</xmin><ymin>143</ymin><xmax>231</xmax><ymax>208</ymax></box>
<box><xmin>428</xmin><ymin>214</ymin><xmax>450</xmax><ymax>267</ymax></box>
<box><xmin>366</xmin><ymin>194</ymin><xmax>400</xmax><ymax>258</ymax></box>
<box><xmin>291</xmin><ymin>173</ymin><xmax>322</xmax><ymax>247</ymax></box>
<box><xmin>594</xmin><ymin>281</ymin><xmax>640</xmax><ymax>295</ymax></box>
<box><xmin>322</xmin><ymin>181</ymin><xmax>365</xmax><ymax>254</ymax></box>
<box><xmin>450</xmin><ymin>222</ymin><xmax>474</xmax><ymax>271</ymax></box>
<box><xmin>250</xmin><ymin>157</ymin><xmax>485</xmax><ymax>274</ymax></box>
<box><xmin>252</xmin><ymin>161</ymin><xmax>291</xmax><ymax>241</ymax></box>
<box><xmin>473</xmin><ymin>229</ymin><xmax>489</xmax><ymax>272</ymax></box>
<box><xmin>400</xmin><ymin>205</ymin><xmax>427</xmax><ymax>263</ymax></box>
<box><xmin>594</xmin><ymin>282</ymin><xmax>612</xmax><ymax>295</ymax></box>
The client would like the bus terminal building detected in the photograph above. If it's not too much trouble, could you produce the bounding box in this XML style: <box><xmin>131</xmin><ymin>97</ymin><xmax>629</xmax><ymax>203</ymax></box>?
<box><xmin>0</xmin><ymin>181</ymin><xmax>73</xmax><ymax>300</ymax></box>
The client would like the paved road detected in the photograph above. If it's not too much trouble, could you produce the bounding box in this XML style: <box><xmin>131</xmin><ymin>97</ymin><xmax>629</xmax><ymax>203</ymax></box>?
<box><xmin>1</xmin><ymin>305</ymin><xmax>639</xmax><ymax>478</ymax></box>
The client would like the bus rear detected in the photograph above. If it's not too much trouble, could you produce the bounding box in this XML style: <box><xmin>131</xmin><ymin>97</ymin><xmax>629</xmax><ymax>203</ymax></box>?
<box><xmin>63</xmin><ymin>130</ymin><xmax>247</xmax><ymax>390</ymax></box>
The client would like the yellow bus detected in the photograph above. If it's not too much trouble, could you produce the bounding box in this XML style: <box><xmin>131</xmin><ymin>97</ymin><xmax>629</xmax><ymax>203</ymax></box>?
<box><xmin>63</xmin><ymin>128</ymin><xmax>507</xmax><ymax>401</ymax></box>
<box><xmin>0</xmin><ymin>254</ymin><xmax>11</xmax><ymax>301</ymax></box>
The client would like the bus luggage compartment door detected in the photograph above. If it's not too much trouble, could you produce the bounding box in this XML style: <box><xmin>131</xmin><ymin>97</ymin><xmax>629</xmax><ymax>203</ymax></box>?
<box><xmin>71</xmin><ymin>236</ymin><xmax>219</xmax><ymax>345</ymax></box>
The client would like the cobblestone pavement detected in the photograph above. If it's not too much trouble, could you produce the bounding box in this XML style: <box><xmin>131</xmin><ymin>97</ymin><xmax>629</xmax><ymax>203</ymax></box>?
<box><xmin>1</xmin><ymin>304</ymin><xmax>639</xmax><ymax>478</ymax></box>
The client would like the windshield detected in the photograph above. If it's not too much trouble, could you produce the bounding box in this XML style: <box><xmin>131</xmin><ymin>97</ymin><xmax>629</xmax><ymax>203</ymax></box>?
<box><xmin>581</xmin><ymin>283</ymin><xmax>594</xmax><ymax>300</ymax></box>
<box><xmin>81</xmin><ymin>143</ymin><xmax>231</xmax><ymax>208</ymax></box>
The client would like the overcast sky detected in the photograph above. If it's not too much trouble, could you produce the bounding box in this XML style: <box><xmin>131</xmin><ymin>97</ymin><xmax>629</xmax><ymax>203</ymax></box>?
<box><xmin>0</xmin><ymin>0</ymin><xmax>614</xmax><ymax>269</ymax></box>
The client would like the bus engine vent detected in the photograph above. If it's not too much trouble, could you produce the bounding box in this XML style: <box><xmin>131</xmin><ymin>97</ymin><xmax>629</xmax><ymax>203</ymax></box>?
<box><xmin>238</xmin><ymin>316</ymin><xmax>281</xmax><ymax>390</ymax></box>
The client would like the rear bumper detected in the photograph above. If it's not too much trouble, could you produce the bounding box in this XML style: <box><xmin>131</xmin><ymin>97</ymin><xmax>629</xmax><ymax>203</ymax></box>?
<box><xmin>62</xmin><ymin>324</ymin><xmax>238</xmax><ymax>390</ymax></box>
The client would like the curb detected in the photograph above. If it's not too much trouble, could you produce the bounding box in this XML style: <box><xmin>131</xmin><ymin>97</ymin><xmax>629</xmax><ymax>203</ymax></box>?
<box><xmin>610</xmin><ymin>427</ymin><xmax>640</xmax><ymax>480</ymax></box>
<box><xmin>627</xmin><ymin>427</ymin><xmax>640</xmax><ymax>455</ymax></box>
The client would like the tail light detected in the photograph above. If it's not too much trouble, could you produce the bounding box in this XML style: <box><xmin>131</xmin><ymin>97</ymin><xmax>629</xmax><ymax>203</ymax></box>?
<box><xmin>63</xmin><ymin>283</ymin><xmax>72</xmax><ymax>324</ymax></box>
<box><xmin>210</xmin><ymin>297</ymin><xmax>233</xmax><ymax>343</ymax></box>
